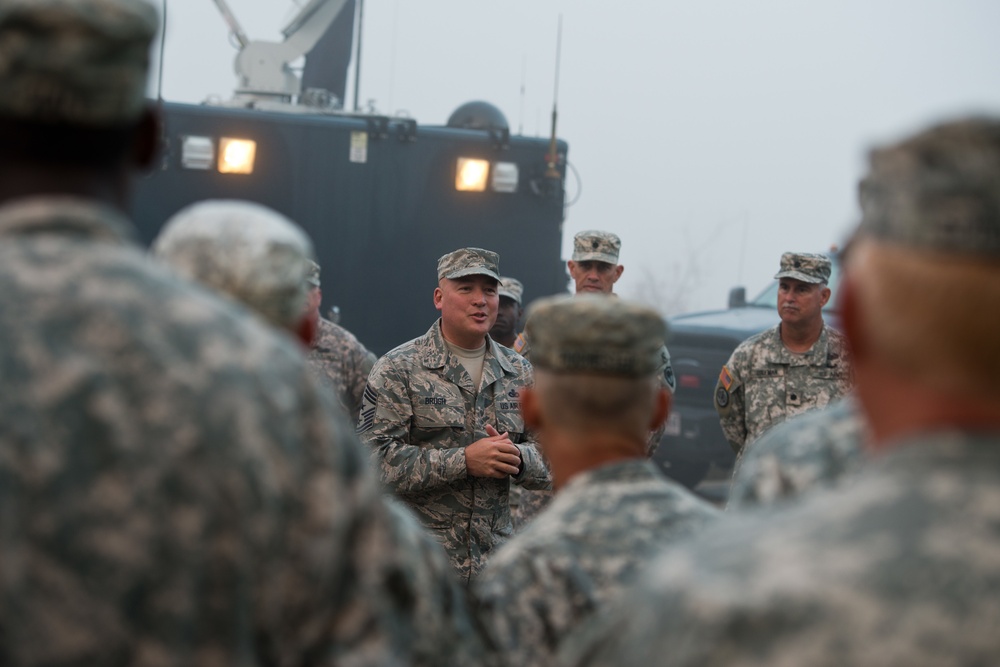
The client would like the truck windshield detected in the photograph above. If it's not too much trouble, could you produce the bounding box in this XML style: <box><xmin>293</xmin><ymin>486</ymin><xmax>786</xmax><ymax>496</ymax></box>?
<box><xmin>749</xmin><ymin>258</ymin><xmax>841</xmax><ymax>312</ymax></box>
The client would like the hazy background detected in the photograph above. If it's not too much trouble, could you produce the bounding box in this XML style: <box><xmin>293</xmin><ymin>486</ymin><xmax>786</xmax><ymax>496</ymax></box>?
<box><xmin>153</xmin><ymin>0</ymin><xmax>1000</xmax><ymax>315</ymax></box>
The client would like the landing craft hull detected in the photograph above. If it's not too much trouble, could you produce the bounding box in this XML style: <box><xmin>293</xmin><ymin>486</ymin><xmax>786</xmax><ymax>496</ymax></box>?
<box><xmin>131</xmin><ymin>102</ymin><xmax>568</xmax><ymax>354</ymax></box>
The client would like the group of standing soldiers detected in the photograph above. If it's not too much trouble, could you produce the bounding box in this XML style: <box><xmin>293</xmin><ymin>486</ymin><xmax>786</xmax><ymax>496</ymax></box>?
<box><xmin>1</xmin><ymin>1</ymin><xmax>999</xmax><ymax>666</ymax></box>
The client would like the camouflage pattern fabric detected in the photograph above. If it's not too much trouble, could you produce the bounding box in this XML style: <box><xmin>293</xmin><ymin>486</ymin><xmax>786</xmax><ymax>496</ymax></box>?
<box><xmin>474</xmin><ymin>460</ymin><xmax>719</xmax><ymax>667</ymax></box>
<box><xmin>358</xmin><ymin>319</ymin><xmax>551</xmax><ymax>583</ymax></box>
<box><xmin>714</xmin><ymin>323</ymin><xmax>852</xmax><ymax>455</ymax></box>
<box><xmin>558</xmin><ymin>431</ymin><xmax>1000</xmax><ymax>667</ymax></box>
<box><xmin>0</xmin><ymin>197</ymin><xmax>481</xmax><ymax>667</ymax></box>
<box><xmin>571</xmin><ymin>230</ymin><xmax>621</xmax><ymax>264</ymax></box>
<box><xmin>307</xmin><ymin>317</ymin><xmax>377</xmax><ymax>421</ymax></box>
<box><xmin>0</xmin><ymin>0</ymin><xmax>159</xmax><ymax>126</ymax></box>
<box><xmin>728</xmin><ymin>396</ymin><xmax>867</xmax><ymax>510</ymax></box>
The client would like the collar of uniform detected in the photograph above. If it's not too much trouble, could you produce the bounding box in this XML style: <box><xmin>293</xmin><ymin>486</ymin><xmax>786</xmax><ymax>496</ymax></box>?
<box><xmin>0</xmin><ymin>196</ymin><xmax>137</xmax><ymax>245</ymax></box>
<box><xmin>765</xmin><ymin>322</ymin><xmax>832</xmax><ymax>366</ymax></box>
<box><xmin>419</xmin><ymin>319</ymin><xmax>516</xmax><ymax>375</ymax></box>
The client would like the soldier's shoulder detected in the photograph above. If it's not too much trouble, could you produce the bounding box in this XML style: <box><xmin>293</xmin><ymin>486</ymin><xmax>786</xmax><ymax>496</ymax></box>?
<box><xmin>825</xmin><ymin>324</ymin><xmax>850</xmax><ymax>349</ymax></box>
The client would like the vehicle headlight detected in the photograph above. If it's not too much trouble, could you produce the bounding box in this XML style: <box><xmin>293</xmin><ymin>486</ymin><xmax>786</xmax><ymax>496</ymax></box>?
<box><xmin>455</xmin><ymin>157</ymin><xmax>489</xmax><ymax>192</ymax></box>
<box><xmin>219</xmin><ymin>138</ymin><xmax>257</xmax><ymax>175</ymax></box>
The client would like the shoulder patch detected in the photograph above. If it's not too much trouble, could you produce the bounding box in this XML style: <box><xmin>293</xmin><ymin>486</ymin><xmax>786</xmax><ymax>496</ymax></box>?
<box><xmin>513</xmin><ymin>332</ymin><xmax>528</xmax><ymax>354</ymax></box>
<box><xmin>715</xmin><ymin>386</ymin><xmax>730</xmax><ymax>408</ymax></box>
<box><xmin>719</xmin><ymin>365</ymin><xmax>734</xmax><ymax>390</ymax></box>
<box><xmin>356</xmin><ymin>383</ymin><xmax>378</xmax><ymax>433</ymax></box>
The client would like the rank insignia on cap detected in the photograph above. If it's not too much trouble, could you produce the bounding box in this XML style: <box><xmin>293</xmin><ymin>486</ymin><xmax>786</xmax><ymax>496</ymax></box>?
<box><xmin>719</xmin><ymin>366</ymin><xmax>734</xmax><ymax>390</ymax></box>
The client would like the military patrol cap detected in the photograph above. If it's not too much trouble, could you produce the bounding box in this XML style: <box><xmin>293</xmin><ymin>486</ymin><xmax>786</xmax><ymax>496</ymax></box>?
<box><xmin>572</xmin><ymin>230</ymin><xmax>621</xmax><ymax>264</ymax></box>
<box><xmin>525</xmin><ymin>294</ymin><xmax>667</xmax><ymax>377</ymax></box>
<box><xmin>0</xmin><ymin>0</ymin><xmax>159</xmax><ymax>126</ymax></box>
<box><xmin>436</xmin><ymin>247</ymin><xmax>501</xmax><ymax>282</ymax></box>
<box><xmin>774</xmin><ymin>252</ymin><xmax>831</xmax><ymax>284</ymax></box>
<box><xmin>305</xmin><ymin>259</ymin><xmax>321</xmax><ymax>287</ymax></box>
<box><xmin>498</xmin><ymin>277</ymin><xmax>524</xmax><ymax>305</ymax></box>
<box><xmin>152</xmin><ymin>200</ymin><xmax>315</xmax><ymax>332</ymax></box>
<box><xmin>856</xmin><ymin>117</ymin><xmax>1000</xmax><ymax>256</ymax></box>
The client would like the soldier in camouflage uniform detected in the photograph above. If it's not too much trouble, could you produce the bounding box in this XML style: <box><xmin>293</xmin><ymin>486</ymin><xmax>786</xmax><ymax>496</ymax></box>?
<box><xmin>558</xmin><ymin>117</ymin><xmax>1000</xmax><ymax>667</ymax></box>
<box><xmin>358</xmin><ymin>247</ymin><xmax>550</xmax><ymax>583</ymax></box>
<box><xmin>512</xmin><ymin>230</ymin><xmax>676</xmax><ymax>530</ymax></box>
<box><xmin>474</xmin><ymin>295</ymin><xmax>718</xmax><ymax>667</ymax></box>
<box><xmin>490</xmin><ymin>276</ymin><xmax>525</xmax><ymax>349</ymax></box>
<box><xmin>714</xmin><ymin>252</ymin><xmax>852</xmax><ymax>456</ymax></box>
<box><xmin>152</xmin><ymin>199</ymin><xmax>317</xmax><ymax>337</ymax></box>
<box><xmin>727</xmin><ymin>396</ymin><xmax>867</xmax><ymax>509</ymax></box>
<box><xmin>0</xmin><ymin>4</ymin><xmax>484</xmax><ymax>665</ymax></box>
<box><xmin>304</xmin><ymin>260</ymin><xmax>378</xmax><ymax>420</ymax></box>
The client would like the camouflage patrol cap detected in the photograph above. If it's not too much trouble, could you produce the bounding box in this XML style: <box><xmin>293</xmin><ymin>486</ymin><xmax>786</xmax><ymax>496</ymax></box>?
<box><xmin>0</xmin><ymin>0</ymin><xmax>159</xmax><ymax>126</ymax></box>
<box><xmin>152</xmin><ymin>200</ymin><xmax>315</xmax><ymax>333</ymax></box>
<box><xmin>498</xmin><ymin>277</ymin><xmax>524</xmax><ymax>305</ymax></box>
<box><xmin>856</xmin><ymin>117</ymin><xmax>1000</xmax><ymax>256</ymax></box>
<box><xmin>436</xmin><ymin>247</ymin><xmax>501</xmax><ymax>282</ymax></box>
<box><xmin>305</xmin><ymin>260</ymin><xmax>321</xmax><ymax>287</ymax></box>
<box><xmin>774</xmin><ymin>252</ymin><xmax>831</xmax><ymax>284</ymax></box>
<box><xmin>525</xmin><ymin>294</ymin><xmax>667</xmax><ymax>377</ymax></box>
<box><xmin>572</xmin><ymin>230</ymin><xmax>621</xmax><ymax>264</ymax></box>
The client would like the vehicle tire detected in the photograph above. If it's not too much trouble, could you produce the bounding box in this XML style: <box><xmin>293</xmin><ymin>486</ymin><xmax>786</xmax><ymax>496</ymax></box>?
<box><xmin>663</xmin><ymin>458</ymin><xmax>710</xmax><ymax>489</ymax></box>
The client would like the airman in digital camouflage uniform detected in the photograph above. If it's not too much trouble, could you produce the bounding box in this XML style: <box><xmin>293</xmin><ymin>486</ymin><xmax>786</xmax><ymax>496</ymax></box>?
<box><xmin>358</xmin><ymin>247</ymin><xmax>550</xmax><ymax>583</ymax></box>
<box><xmin>558</xmin><ymin>117</ymin><xmax>1000</xmax><ymax>667</ymax></box>
<box><xmin>304</xmin><ymin>259</ymin><xmax>378</xmax><ymax>420</ymax></box>
<box><xmin>714</xmin><ymin>252</ymin><xmax>852</xmax><ymax>456</ymax></box>
<box><xmin>511</xmin><ymin>230</ymin><xmax>676</xmax><ymax>530</ymax></box>
<box><xmin>474</xmin><ymin>295</ymin><xmax>719</xmax><ymax>667</ymax></box>
<box><xmin>0</xmin><ymin>3</ymin><xmax>483</xmax><ymax>665</ymax></box>
<box><xmin>727</xmin><ymin>396</ymin><xmax>867</xmax><ymax>510</ymax></box>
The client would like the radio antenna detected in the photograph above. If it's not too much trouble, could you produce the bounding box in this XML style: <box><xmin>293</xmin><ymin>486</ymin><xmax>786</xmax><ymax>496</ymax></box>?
<box><xmin>544</xmin><ymin>14</ymin><xmax>563</xmax><ymax>179</ymax></box>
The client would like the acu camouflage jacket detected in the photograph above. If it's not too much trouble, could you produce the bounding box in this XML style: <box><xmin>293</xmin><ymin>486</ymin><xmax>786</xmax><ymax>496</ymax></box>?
<box><xmin>359</xmin><ymin>320</ymin><xmax>550</xmax><ymax>583</ymax></box>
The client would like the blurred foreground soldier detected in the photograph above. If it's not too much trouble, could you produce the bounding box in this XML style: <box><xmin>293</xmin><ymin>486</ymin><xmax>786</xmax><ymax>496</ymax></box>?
<box><xmin>714</xmin><ymin>251</ymin><xmax>852</xmax><ymax>456</ymax></box>
<box><xmin>513</xmin><ymin>231</ymin><xmax>675</xmax><ymax>530</ymax></box>
<box><xmin>727</xmin><ymin>396</ymin><xmax>867</xmax><ymax>510</ymax></box>
<box><xmin>474</xmin><ymin>296</ymin><xmax>719</xmax><ymax>667</ymax></box>
<box><xmin>558</xmin><ymin>117</ymin><xmax>1000</xmax><ymax>667</ymax></box>
<box><xmin>358</xmin><ymin>247</ymin><xmax>550</xmax><ymax>583</ymax></box>
<box><xmin>304</xmin><ymin>259</ymin><xmax>378</xmax><ymax>420</ymax></box>
<box><xmin>0</xmin><ymin>3</ymin><xmax>480</xmax><ymax>664</ymax></box>
<box><xmin>152</xmin><ymin>199</ymin><xmax>316</xmax><ymax>338</ymax></box>
<box><xmin>152</xmin><ymin>204</ymin><xmax>485</xmax><ymax>667</ymax></box>
<box><xmin>490</xmin><ymin>276</ymin><xmax>524</xmax><ymax>348</ymax></box>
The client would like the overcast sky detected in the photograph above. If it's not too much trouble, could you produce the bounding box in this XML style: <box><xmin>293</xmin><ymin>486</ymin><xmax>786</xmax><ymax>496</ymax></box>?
<box><xmin>155</xmin><ymin>0</ymin><xmax>1000</xmax><ymax>314</ymax></box>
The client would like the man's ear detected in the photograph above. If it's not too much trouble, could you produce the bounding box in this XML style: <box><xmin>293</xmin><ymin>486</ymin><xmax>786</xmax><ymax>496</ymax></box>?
<box><xmin>612</xmin><ymin>264</ymin><xmax>624</xmax><ymax>282</ymax></box>
<box><xmin>131</xmin><ymin>104</ymin><xmax>162</xmax><ymax>172</ymax></box>
<box><xmin>520</xmin><ymin>387</ymin><xmax>542</xmax><ymax>431</ymax></box>
<box><xmin>433</xmin><ymin>286</ymin><xmax>444</xmax><ymax>311</ymax></box>
<box><xmin>840</xmin><ymin>275</ymin><xmax>866</xmax><ymax>362</ymax></box>
<box><xmin>819</xmin><ymin>285</ymin><xmax>832</xmax><ymax>308</ymax></box>
<box><xmin>650</xmin><ymin>388</ymin><xmax>671</xmax><ymax>431</ymax></box>
<box><xmin>295</xmin><ymin>311</ymin><xmax>318</xmax><ymax>347</ymax></box>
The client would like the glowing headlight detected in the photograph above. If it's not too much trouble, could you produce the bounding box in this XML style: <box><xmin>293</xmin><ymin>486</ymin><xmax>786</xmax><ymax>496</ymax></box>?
<box><xmin>218</xmin><ymin>138</ymin><xmax>257</xmax><ymax>174</ymax></box>
<box><xmin>455</xmin><ymin>157</ymin><xmax>489</xmax><ymax>192</ymax></box>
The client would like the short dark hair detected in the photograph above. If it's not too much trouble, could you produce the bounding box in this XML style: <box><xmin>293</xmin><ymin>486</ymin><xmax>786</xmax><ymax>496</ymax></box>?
<box><xmin>0</xmin><ymin>116</ymin><xmax>140</xmax><ymax>169</ymax></box>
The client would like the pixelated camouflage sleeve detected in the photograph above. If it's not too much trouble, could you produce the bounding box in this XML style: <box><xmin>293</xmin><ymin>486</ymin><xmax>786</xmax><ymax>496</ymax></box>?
<box><xmin>358</xmin><ymin>356</ymin><xmax>470</xmax><ymax>494</ymax></box>
<box><xmin>715</xmin><ymin>351</ymin><xmax>747</xmax><ymax>454</ymax></box>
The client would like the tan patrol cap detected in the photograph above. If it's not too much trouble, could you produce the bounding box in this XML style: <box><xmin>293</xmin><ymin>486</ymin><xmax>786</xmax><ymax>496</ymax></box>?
<box><xmin>572</xmin><ymin>230</ymin><xmax>621</xmax><ymax>264</ymax></box>
<box><xmin>0</xmin><ymin>0</ymin><xmax>159</xmax><ymax>126</ymax></box>
<box><xmin>436</xmin><ymin>247</ymin><xmax>501</xmax><ymax>282</ymax></box>
<box><xmin>525</xmin><ymin>294</ymin><xmax>667</xmax><ymax>377</ymax></box>
<box><xmin>774</xmin><ymin>252</ymin><xmax>831</xmax><ymax>284</ymax></box>
<box><xmin>857</xmin><ymin>117</ymin><xmax>1000</xmax><ymax>257</ymax></box>
<box><xmin>498</xmin><ymin>277</ymin><xmax>524</xmax><ymax>305</ymax></box>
